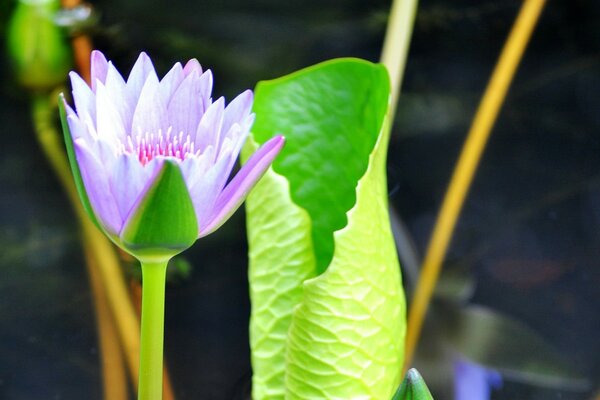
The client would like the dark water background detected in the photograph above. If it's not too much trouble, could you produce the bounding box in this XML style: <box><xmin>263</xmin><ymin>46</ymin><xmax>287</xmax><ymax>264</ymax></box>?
<box><xmin>0</xmin><ymin>0</ymin><xmax>598</xmax><ymax>399</ymax></box>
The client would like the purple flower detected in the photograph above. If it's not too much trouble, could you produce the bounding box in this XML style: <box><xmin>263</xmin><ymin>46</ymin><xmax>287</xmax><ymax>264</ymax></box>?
<box><xmin>61</xmin><ymin>50</ymin><xmax>283</xmax><ymax>256</ymax></box>
<box><xmin>454</xmin><ymin>357</ymin><xmax>502</xmax><ymax>400</ymax></box>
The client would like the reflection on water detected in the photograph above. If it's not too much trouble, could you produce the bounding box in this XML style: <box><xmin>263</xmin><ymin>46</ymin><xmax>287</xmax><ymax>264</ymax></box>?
<box><xmin>0</xmin><ymin>0</ymin><xmax>598</xmax><ymax>399</ymax></box>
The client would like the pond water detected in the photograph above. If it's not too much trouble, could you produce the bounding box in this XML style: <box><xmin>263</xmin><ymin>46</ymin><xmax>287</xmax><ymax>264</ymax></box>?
<box><xmin>0</xmin><ymin>0</ymin><xmax>598</xmax><ymax>399</ymax></box>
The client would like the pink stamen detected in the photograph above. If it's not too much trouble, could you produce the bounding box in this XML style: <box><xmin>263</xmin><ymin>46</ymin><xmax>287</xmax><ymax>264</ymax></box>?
<box><xmin>118</xmin><ymin>127</ymin><xmax>198</xmax><ymax>166</ymax></box>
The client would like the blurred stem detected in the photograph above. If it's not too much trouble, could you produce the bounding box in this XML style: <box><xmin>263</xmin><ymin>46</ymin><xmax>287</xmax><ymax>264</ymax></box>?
<box><xmin>60</xmin><ymin>0</ymin><xmax>92</xmax><ymax>82</ymax></box>
<box><xmin>378</xmin><ymin>0</ymin><xmax>419</xmax><ymax>380</ymax></box>
<box><xmin>138</xmin><ymin>260</ymin><xmax>169</xmax><ymax>400</ymax></box>
<box><xmin>379</xmin><ymin>0</ymin><xmax>419</xmax><ymax>119</ymax></box>
<box><xmin>83</xmin><ymin>242</ymin><xmax>128</xmax><ymax>400</ymax></box>
<box><xmin>403</xmin><ymin>0</ymin><xmax>547</xmax><ymax>371</ymax></box>
<box><xmin>31</xmin><ymin>93</ymin><xmax>136</xmax><ymax>396</ymax></box>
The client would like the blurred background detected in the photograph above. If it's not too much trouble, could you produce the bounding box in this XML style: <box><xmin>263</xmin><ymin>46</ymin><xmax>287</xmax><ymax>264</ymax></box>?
<box><xmin>0</xmin><ymin>0</ymin><xmax>598</xmax><ymax>399</ymax></box>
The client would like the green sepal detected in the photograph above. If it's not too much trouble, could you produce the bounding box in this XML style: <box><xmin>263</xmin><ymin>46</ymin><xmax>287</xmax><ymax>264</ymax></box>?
<box><xmin>120</xmin><ymin>160</ymin><xmax>198</xmax><ymax>262</ymax></box>
<box><xmin>392</xmin><ymin>369</ymin><xmax>434</xmax><ymax>400</ymax></box>
<box><xmin>58</xmin><ymin>94</ymin><xmax>102</xmax><ymax>231</ymax></box>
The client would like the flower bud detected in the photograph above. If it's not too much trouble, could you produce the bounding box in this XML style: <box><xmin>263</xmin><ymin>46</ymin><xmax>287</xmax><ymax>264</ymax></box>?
<box><xmin>6</xmin><ymin>0</ymin><xmax>73</xmax><ymax>91</ymax></box>
<box><xmin>392</xmin><ymin>369</ymin><xmax>434</xmax><ymax>400</ymax></box>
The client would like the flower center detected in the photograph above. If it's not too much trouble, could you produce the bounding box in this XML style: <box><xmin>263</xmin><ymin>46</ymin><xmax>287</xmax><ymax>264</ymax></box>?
<box><xmin>119</xmin><ymin>127</ymin><xmax>200</xmax><ymax>166</ymax></box>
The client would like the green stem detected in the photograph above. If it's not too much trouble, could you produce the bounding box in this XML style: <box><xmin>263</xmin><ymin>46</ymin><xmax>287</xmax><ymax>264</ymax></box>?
<box><xmin>138</xmin><ymin>260</ymin><xmax>169</xmax><ymax>400</ymax></box>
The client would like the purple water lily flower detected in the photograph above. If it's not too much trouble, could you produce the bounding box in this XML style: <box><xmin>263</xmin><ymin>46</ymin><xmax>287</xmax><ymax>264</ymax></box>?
<box><xmin>61</xmin><ymin>50</ymin><xmax>283</xmax><ymax>254</ymax></box>
<box><xmin>454</xmin><ymin>357</ymin><xmax>502</xmax><ymax>400</ymax></box>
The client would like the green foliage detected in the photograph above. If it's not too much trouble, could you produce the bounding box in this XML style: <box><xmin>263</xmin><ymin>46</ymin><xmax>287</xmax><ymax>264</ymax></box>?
<box><xmin>251</xmin><ymin>59</ymin><xmax>390</xmax><ymax>274</ymax></box>
<box><xmin>120</xmin><ymin>160</ymin><xmax>198</xmax><ymax>262</ymax></box>
<box><xmin>392</xmin><ymin>369</ymin><xmax>434</xmax><ymax>400</ymax></box>
<box><xmin>6</xmin><ymin>0</ymin><xmax>72</xmax><ymax>91</ymax></box>
<box><xmin>244</xmin><ymin>58</ymin><xmax>405</xmax><ymax>399</ymax></box>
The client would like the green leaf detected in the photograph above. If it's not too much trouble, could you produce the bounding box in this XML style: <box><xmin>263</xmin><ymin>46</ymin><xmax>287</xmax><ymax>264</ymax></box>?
<box><xmin>252</xmin><ymin>58</ymin><xmax>390</xmax><ymax>274</ymax></box>
<box><xmin>392</xmin><ymin>369</ymin><xmax>434</xmax><ymax>400</ymax></box>
<box><xmin>120</xmin><ymin>160</ymin><xmax>198</xmax><ymax>262</ymax></box>
<box><xmin>242</xmin><ymin>137</ymin><xmax>317</xmax><ymax>399</ymax></box>
<box><xmin>441</xmin><ymin>305</ymin><xmax>589</xmax><ymax>390</ymax></box>
<box><xmin>58</xmin><ymin>94</ymin><xmax>101</xmax><ymax>230</ymax></box>
<box><xmin>244</xmin><ymin>58</ymin><xmax>405</xmax><ymax>399</ymax></box>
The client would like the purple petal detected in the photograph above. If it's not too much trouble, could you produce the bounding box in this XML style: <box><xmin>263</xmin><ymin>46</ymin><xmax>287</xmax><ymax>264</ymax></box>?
<box><xmin>198</xmin><ymin>70</ymin><xmax>213</xmax><ymax>113</ymax></box>
<box><xmin>127</xmin><ymin>52</ymin><xmax>158</xmax><ymax>106</ymax></box>
<box><xmin>221</xmin><ymin>89</ymin><xmax>253</xmax><ymax>139</ymax></box>
<box><xmin>200</xmin><ymin>135</ymin><xmax>285</xmax><ymax>236</ymax></box>
<box><xmin>180</xmin><ymin>146</ymin><xmax>215</xmax><ymax>189</ymax></box>
<box><xmin>159</xmin><ymin>62</ymin><xmax>184</xmax><ymax>104</ymax></box>
<box><xmin>131</xmin><ymin>73</ymin><xmax>168</xmax><ymax>136</ymax></box>
<box><xmin>187</xmin><ymin>154</ymin><xmax>233</xmax><ymax>234</ymax></box>
<box><xmin>95</xmin><ymin>80</ymin><xmax>126</xmax><ymax>143</ymax></box>
<box><xmin>90</xmin><ymin>50</ymin><xmax>108</xmax><ymax>91</ymax></box>
<box><xmin>63</xmin><ymin>99</ymin><xmax>91</xmax><ymax>142</ymax></box>
<box><xmin>167</xmin><ymin>69</ymin><xmax>203</xmax><ymax>138</ymax></box>
<box><xmin>194</xmin><ymin>97</ymin><xmax>224</xmax><ymax>154</ymax></box>
<box><xmin>183</xmin><ymin>59</ymin><xmax>202</xmax><ymax>76</ymax></box>
<box><xmin>74</xmin><ymin>139</ymin><xmax>122</xmax><ymax>235</ymax></box>
<box><xmin>454</xmin><ymin>357</ymin><xmax>502</xmax><ymax>400</ymax></box>
<box><xmin>69</xmin><ymin>71</ymin><xmax>96</xmax><ymax>123</ymax></box>
<box><xmin>110</xmin><ymin>154</ymin><xmax>163</xmax><ymax>224</ymax></box>
<box><xmin>104</xmin><ymin>62</ymin><xmax>131</xmax><ymax>130</ymax></box>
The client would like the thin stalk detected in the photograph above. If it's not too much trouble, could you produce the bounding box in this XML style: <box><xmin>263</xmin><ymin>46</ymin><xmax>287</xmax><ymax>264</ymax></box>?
<box><xmin>403</xmin><ymin>0</ymin><xmax>547</xmax><ymax>370</ymax></box>
<box><xmin>379</xmin><ymin>0</ymin><xmax>419</xmax><ymax>118</ymax></box>
<box><xmin>32</xmin><ymin>93</ymin><xmax>138</xmax><ymax>390</ymax></box>
<box><xmin>32</xmin><ymin>94</ymin><xmax>130</xmax><ymax>399</ymax></box>
<box><xmin>138</xmin><ymin>260</ymin><xmax>169</xmax><ymax>400</ymax></box>
<box><xmin>83</xmin><ymin>243</ymin><xmax>128</xmax><ymax>400</ymax></box>
<box><xmin>378</xmin><ymin>0</ymin><xmax>419</xmax><ymax>378</ymax></box>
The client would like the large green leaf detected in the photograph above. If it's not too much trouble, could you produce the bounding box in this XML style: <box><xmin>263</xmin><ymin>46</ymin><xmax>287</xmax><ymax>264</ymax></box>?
<box><xmin>244</xmin><ymin>59</ymin><xmax>405</xmax><ymax>399</ymax></box>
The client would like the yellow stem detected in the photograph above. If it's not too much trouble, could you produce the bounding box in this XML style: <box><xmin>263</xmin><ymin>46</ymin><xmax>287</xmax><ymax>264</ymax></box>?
<box><xmin>403</xmin><ymin>0</ymin><xmax>547</xmax><ymax>371</ymax></box>
<box><xmin>83</xmin><ymin>242</ymin><xmax>129</xmax><ymax>400</ymax></box>
<box><xmin>32</xmin><ymin>94</ymin><xmax>140</xmax><ymax>388</ymax></box>
<box><xmin>380</xmin><ymin>0</ymin><xmax>419</xmax><ymax>118</ymax></box>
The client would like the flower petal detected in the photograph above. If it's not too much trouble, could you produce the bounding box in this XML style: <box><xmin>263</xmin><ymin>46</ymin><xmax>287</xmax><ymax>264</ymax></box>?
<box><xmin>183</xmin><ymin>58</ymin><xmax>202</xmax><ymax>76</ymax></box>
<box><xmin>198</xmin><ymin>69</ymin><xmax>213</xmax><ymax>113</ymax></box>
<box><xmin>96</xmin><ymin>80</ymin><xmax>126</xmax><ymax>143</ymax></box>
<box><xmin>186</xmin><ymin>153</ymin><xmax>232</xmax><ymax>234</ymax></box>
<box><xmin>159</xmin><ymin>62</ymin><xmax>184</xmax><ymax>104</ymax></box>
<box><xmin>104</xmin><ymin>62</ymin><xmax>132</xmax><ymax>130</ymax></box>
<box><xmin>63</xmin><ymin>101</ymin><xmax>91</xmax><ymax>142</ymax></box>
<box><xmin>200</xmin><ymin>135</ymin><xmax>285</xmax><ymax>236</ymax></box>
<box><xmin>179</xmin><ymin>146</ymin><xmax>215</xmax><ymax>192</ymax></box>
<box><xmin>194</xmin><ymin>97</ymin><xmax>224</xmax><ymax>154</ymax></box>
<box><xmin>222</xmin><ymin>89</ymin><xmax>253</xmax><ymax>139</ymax></box>
<box><xmin>74</xmin><ymin>139</ymin><xmax>122</xmax><ymax>236</ymax></box>
<box><xmin>131</xmin><ymin>73</ymin><xmax>168</xmax><ymax>137</ymax></box>
<box><xmin>127</xmin><ymin>52</ymin><xmax>158</xmax><ymax>106</ymax></box>
<box><xmin>111</xmin><ymin>154</ymin><xmax>163</xmax><ymax>223</ymax></box>
<box><xmin>69</xmin><ymin>71</ymin><xmax>95</xmax><ymax>123</ymax></box>
<box><xmin>167</xmin><ymin>69</ymin><xmax>203</xmax><ymax>138</ymax></box>
<box><xmin>90</xmin><ymin>50</ymin><xmax>108</xmax><ymax>91</ymax></box>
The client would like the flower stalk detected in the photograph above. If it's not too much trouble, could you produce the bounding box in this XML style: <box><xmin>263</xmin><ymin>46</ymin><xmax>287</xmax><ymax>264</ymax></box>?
<box><xmin>138</xmin><ymin>260</ymin><xmax>169</xmax><ymax>400</ymax></box>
